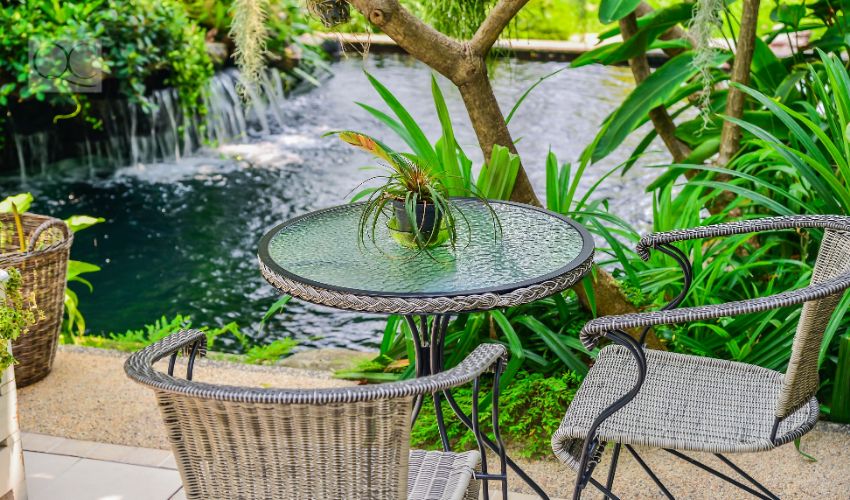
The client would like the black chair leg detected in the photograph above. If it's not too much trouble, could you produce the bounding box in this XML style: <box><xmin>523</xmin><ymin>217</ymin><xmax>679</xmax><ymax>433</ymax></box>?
<box><xmin>626</xmin><ymin>445</ymin><xmax>675</xmax><ymax>499</ymax></box>
<box><xmin>604</xmin><ymin>443</ymin><xmax>621</xmax><ymax>499</ymax></box>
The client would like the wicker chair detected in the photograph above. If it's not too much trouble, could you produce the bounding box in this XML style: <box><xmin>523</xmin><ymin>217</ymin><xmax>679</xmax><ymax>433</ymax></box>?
<box><xmin>126</xmin><ymin>329</ymin><xmax>507</xmax><ymax>500</ymax></box>
<box><xmin>551</xmin><ymin>215</ymin><xmax>850</xmax><ymax>500</ymax></box>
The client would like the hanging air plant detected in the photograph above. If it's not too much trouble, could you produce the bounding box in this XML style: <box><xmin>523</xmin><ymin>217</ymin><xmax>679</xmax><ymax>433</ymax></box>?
<box><xmin>307</xmin><ymin>0</ymin><xmax>351</xmax><ymax>28</ymax></box>
<box><xmin>689</xmin><ymin>0</ymin><xmax>725</xmax><ymax>125</ymax></box>
<box><xmin>229</xmin><ymin>0</ymin><xmax>269</xmax><ymax>97</ymax></box>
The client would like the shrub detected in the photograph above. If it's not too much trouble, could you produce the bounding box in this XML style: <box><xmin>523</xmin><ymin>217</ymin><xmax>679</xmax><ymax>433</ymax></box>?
<box><xmin>411</xmin><ymin>369</ymin><xmax>583</xmax><ymax>458</ymax></box>
<box><xmin>0</xmin><ymin>0</ymin><xmax>212</xmax><ymax>113</ymax></box>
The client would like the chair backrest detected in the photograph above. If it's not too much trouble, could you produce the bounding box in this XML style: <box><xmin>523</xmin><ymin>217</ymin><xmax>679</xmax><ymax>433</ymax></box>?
<box><xmin>777</xmin><ymin>228</ymin><xmax>850</xmax><ymax>418</ymax></box>
<box><xmin>157</xmin><ymin>390</ymin><xmax>412</xmax><ymax>499</ymax></box>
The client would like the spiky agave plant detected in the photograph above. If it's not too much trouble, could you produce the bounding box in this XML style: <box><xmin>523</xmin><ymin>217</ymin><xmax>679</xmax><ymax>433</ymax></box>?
<box><xmin>333</xmin><ymin>131</ymin><xmax>471</xmax><ymax>251</ymax></box>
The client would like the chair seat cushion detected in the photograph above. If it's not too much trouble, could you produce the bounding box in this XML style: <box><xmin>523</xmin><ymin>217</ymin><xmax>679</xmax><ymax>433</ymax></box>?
<box><xmin>408</xmin><ymin>449</ymin><xmax>480</xmax><ymax>500</ymax></box>
<box><xmin>552</xmin><ymin>346</ymin><xmax>819</xmax><ymax>470</ymax></box>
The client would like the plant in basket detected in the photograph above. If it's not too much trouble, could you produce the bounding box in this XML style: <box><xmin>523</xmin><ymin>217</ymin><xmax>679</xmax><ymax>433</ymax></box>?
<box><xmin>0</xmin><ymin>268</ymin><xmax>40</xmax><ymax>372</ymax></box>
<box><xmin>0</xmin><ymin>192</ymin><xmax>102</xmax><ymax>386</ymax></box>
<box><xmin>330</xmin><ymin>131</ymin><xmax>499</xmax><ymax>252</ymax></box>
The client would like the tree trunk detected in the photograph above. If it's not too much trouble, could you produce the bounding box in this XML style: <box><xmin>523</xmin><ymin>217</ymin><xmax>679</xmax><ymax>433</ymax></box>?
<box><xmin>457</xmin><ymin>69</ymin><xmax>538</xmax><ymax>206</ymax></box>
<box><xmin>717</xmin><ymin>0</ymin><xmax>761</xmax><ymax>165</ymax></box>
<box><xmin>620</xmin><ymin>13</ymin><xmax>691</xmax><ymax>163</ymax></box>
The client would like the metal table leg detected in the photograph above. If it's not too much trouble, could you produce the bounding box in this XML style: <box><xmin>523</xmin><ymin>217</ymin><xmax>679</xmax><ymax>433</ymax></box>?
<box><xmin>405</xmin><ymin>313</ymin><xmax>551</xmax><ymax>500</ymax></box>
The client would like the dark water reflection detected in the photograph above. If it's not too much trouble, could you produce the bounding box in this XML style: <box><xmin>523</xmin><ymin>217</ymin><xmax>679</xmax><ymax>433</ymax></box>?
<box><xmin>1</xmin><ymin>55</ymin><xmax>664</xmax><ymax>352</ymax></box>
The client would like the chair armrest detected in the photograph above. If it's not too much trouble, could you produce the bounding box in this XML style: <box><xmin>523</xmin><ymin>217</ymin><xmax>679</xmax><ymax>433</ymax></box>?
<box><xmin>636</xmin><ymin>215</ymin><xmax>850</xmax><ymax>260</ymax></box>
<box><xmin>125</xmin><ymin>329</ymin><xmax>507</xmax><ymax>404</ymax></box>
<box><xmin>580</xmin><ymin>270</ymin><xmax>850</xmax><ymax>348</ymax></box>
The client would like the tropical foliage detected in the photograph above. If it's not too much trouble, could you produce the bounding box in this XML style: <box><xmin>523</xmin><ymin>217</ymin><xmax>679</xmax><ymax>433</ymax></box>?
<box><xmin>577</xmin><ymin>0</ymin><xmax>850</xmax><ymax>421</ymax></box>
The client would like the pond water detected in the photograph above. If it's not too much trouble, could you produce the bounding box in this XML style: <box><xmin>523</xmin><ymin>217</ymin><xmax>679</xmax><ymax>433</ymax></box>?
<box><xmin>0</xmin><ymin>55</ymin><xmax>665</xmax><ymax>352</ymax></box>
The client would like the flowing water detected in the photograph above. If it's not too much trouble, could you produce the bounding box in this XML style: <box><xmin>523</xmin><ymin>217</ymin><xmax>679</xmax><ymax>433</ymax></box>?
<box><xmin>0</xmin><ymin>55</ymin><xmax>665</xmax><ymax>352</ymax></box>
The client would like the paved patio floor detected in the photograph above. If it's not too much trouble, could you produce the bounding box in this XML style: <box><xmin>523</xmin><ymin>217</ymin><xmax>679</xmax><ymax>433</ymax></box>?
<box><xmin>22</xmin><ymin>432</ymin><xmax>544</xmax><ymax>500</ymax></box>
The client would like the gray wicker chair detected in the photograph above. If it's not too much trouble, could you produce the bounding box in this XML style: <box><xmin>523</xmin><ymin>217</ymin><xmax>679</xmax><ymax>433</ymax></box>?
<box><xmin>126</xmin><ymin>329</ymin><xmax>507</xmax><ymax>500</ymax></box>
<box><xmin>552</xmin><ymin>215</ymin><xmax>850</xmax><ymax>500</ymax></box>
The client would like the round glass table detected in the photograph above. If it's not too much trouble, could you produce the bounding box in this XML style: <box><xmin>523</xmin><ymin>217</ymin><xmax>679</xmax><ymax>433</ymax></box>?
<box><xmin>258</xmin><ymin>199</ymin><xmax>595</xmax><ymax>498</ymax></box>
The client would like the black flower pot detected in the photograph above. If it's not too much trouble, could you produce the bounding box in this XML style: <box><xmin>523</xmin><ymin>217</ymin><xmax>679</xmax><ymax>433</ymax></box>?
<box><xmin>392</xmin><ymin>199</ymin><xmax>443</xmax><ymax>239</ymax></box>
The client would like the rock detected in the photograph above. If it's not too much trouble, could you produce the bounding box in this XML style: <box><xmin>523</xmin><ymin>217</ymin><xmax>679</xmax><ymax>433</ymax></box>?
<box><xmin>280</xmin><ymin>348</ymin><xmax>377</xmax><ymax>372</ymax></box>
<box><xmin>205</xmin><ymin>42</ymin><xmax>229</xmax><ymax>68</ymax></box>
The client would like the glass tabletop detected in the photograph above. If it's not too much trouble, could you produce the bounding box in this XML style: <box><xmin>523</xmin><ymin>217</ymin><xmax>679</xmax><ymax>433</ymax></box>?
<box><xmin>258</xmin><ymin>199</ymin><xmax>593</xmax><ymax>300</ymax></box>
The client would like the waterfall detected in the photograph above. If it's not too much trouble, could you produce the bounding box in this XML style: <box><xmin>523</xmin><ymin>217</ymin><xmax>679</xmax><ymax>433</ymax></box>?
<box><xmin>6</xmin><ymin>69</ymin><xmax>284</xmax><ymax>178</ymax></box>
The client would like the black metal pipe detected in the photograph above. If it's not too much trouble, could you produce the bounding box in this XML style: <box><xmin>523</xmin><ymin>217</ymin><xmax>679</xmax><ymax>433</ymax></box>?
<box><xmin>605</xmin><ymin>443</ymin><xmax>621</xmax><ymax>499</ymax></box>
<box><xmin>625</xmin><ymin>445</ymin><xmax>674</xmax><ymax>499</ymax></box>
<box><xmin>471</xmin><ymin>376</ymin><xmax>490</xmax><ymax>500</ymax></box>
<box><xmin>186</xmin><ymin>340</ymin><xmax>202</xmax><ymax>381</ymax></box>
<box><xmin>714</xmin><ymin>454</ymin><xmax>780</xmax><ymax>500</ymax></box>
<box><xmin>640</xmin><ymin>243</ymin><xmax>693</xmax><ymax>344</ymax></box>
<box><xmin>167</xmin><ymin>351</ymin><xmax>178</xmax><ymax>377</ymax></box>
<box><xmin>491</xmin><ymin>357</ymin><xmax>508</xmax><ymax>500</ymax></box>
<box><xmin>443</xmin><ymin>390</ymin><xmax>550</xmax><ymax>499</ymax></box>
<box><xmin>665</xmin><ymin>449</ymin><xmax>773</xmax><ymax>500</ymax></box>
<box><xmin>574</xmin><ymin>329</ymin><xmax>647</xmax><ymax>499</ymax></box>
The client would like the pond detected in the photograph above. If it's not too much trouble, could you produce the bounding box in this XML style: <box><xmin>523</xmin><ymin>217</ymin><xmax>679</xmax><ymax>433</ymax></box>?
<box><xmin>0</xmin><ymin>55</ymin><xmax>663</xmax><ymax>352</ymax></box>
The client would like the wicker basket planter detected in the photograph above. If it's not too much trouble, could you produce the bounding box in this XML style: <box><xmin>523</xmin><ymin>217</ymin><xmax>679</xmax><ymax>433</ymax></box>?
<box><xmin>0</xmin><ymin>213</ymin><xmax>73</xmax><ymax>387</ymax></box>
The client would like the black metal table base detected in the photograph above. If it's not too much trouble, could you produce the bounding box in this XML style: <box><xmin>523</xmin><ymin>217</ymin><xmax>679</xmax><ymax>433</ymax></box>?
<box><xmin>405</xmin><ymin>314</ymin><xmax>550</xmax><ymax>500</ymax></box>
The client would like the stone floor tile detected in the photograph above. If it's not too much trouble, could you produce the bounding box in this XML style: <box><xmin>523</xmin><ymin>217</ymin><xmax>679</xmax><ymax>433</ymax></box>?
<box><xmin>21</xmin><ymin>433</ymin><xmax>67</xmax><ymax>453</ymax></box>
<box><xmin>26</xmin><ymin>454</ymin><xmax>182</xmax><ymax>500</ymax></box>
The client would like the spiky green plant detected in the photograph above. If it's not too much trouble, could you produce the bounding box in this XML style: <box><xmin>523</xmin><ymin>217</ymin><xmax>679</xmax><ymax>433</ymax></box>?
<box><xmin>331</xmin><ymin>131</ymin><xmax>469</xmax><ymax>251</ymax></box>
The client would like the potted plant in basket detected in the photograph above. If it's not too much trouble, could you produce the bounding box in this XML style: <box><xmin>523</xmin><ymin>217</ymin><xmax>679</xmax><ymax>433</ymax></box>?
<box><xmin>1</xmin><ymin>193</ymin><xmax>101</xmax><ymax>387</ymax></box>
<box><xmin>331</xmin><ymin>131</ymin><xmax>498</xmax><ymax>252</ymax></box>
<box><xmin>0</xmin><ymin>268</ymin><xmax>40</xmax><ymax>500</ymax></box>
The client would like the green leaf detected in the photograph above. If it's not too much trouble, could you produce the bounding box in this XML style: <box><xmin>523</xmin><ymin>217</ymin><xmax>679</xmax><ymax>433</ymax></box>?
<box><xmin>750</xmin><ymin>37</ymin><xmax>786</xmax><ymax>94</ymax></box>
<box><xmin>582</xmin><ymin>3</ymin><xmax>694</xmax><ymax>67</ymax></box>
<box><xmin>514</xmin><ymin>315</ymin><xmax>589</xmax><ymax>375</ymax></box>
<box><xmin>0</xmin><ymin>193</ymin><xmax>33</xmax><ymax>213</ymax></box>
<box><xmin>599</xmin><ymin>0</ymin><xmax>641</xmax><ymax>24</ymax></box>
<box><xmin>506</xmin><ymin>67</ymin><xmax>566</xmax><ymax>124</ymax></box>
<box><xmin>770</xmin><ymin>3</ymin><xmax>807</xmax><ymax>28</ymax></box>
<box><xmin>476</xmin><ymin>145</ymin><xmax>519</xmax><ymax>200</ymax></box>
<box><xmin>364</xmin><ymin>72</ymin><xmax>439</xmax><ymax>169</ymax></box>
<box><xmin>431</xmin><ymin>75</ymin><xmax>464</xmax><ymax>194</ymax></box>
<box><xmin>589</xmin><ymin>51</ymin><xmax>731</xmax><ymax>163</ymax></box>
<box><xmin>261</xmin><ymin>295</ymin><xmax>292</xmax><ymax>326</ymax></box>
<box><xmin>64</xmin><ymin>215</ymin><xmax>105</xmax><ymax>233</ymax></box>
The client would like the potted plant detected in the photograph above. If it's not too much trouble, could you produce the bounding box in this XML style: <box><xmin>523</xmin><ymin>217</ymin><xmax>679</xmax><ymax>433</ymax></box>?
<box><xmin>332</xmin><ymin>131</ymin><xmax>494</xmax><ymax>251</ymax></box>
<box><xmin>306</xmin><ymin>0</ymin><xmax>351</xmax><ymax>27</ymax></box>
<box><xmin>0</xmin><ymin>268</ymin><xmax>39</xmax><ymax>500</ymax></box>
<box><xmin>0</xmin><ymin>193</ymin><xmax>75</xmax><ymax>387</ymax></box>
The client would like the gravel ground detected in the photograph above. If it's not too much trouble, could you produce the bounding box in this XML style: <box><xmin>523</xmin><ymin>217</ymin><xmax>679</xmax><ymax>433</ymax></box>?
<box><xmin>17</xmin><ymin>346</ymin><xmax>850</xmax><ymax>498</ymax></box>
<box><xmin>17</xmin><ymin>345</ymin><xmax>353</xmax><ymax>450</ymax></box>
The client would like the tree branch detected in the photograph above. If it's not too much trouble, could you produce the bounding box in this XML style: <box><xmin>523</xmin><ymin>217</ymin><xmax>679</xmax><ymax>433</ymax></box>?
<box><xmin>620</xmin><ymin>13</ymin><xmax>691</xmax><ymax>162</ymax></box>
<box><xmin>634</xmin><ymin>2</ymin><xmax>696</xmax><ymax>56</ymax></box>
<box><xmin>717</xmin><ymin>0</ymin><xmax>760</xmax><ymax>165</ymax></box>
<box><xmin>347</xmin><ymin>0</ymin><xmax>466</xmax><ymax>80</ymax></box>
<box><xmin>469</xmin><ymin>0</ymin><xmax>531</xmax><ymax>55</ymax></box>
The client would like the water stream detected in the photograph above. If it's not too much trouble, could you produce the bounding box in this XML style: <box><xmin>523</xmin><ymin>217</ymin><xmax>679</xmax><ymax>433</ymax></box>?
<box><xmin>0</xmin><ymin>55</ymin><xmax>666</xmax><ymax>352</ymax></box>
